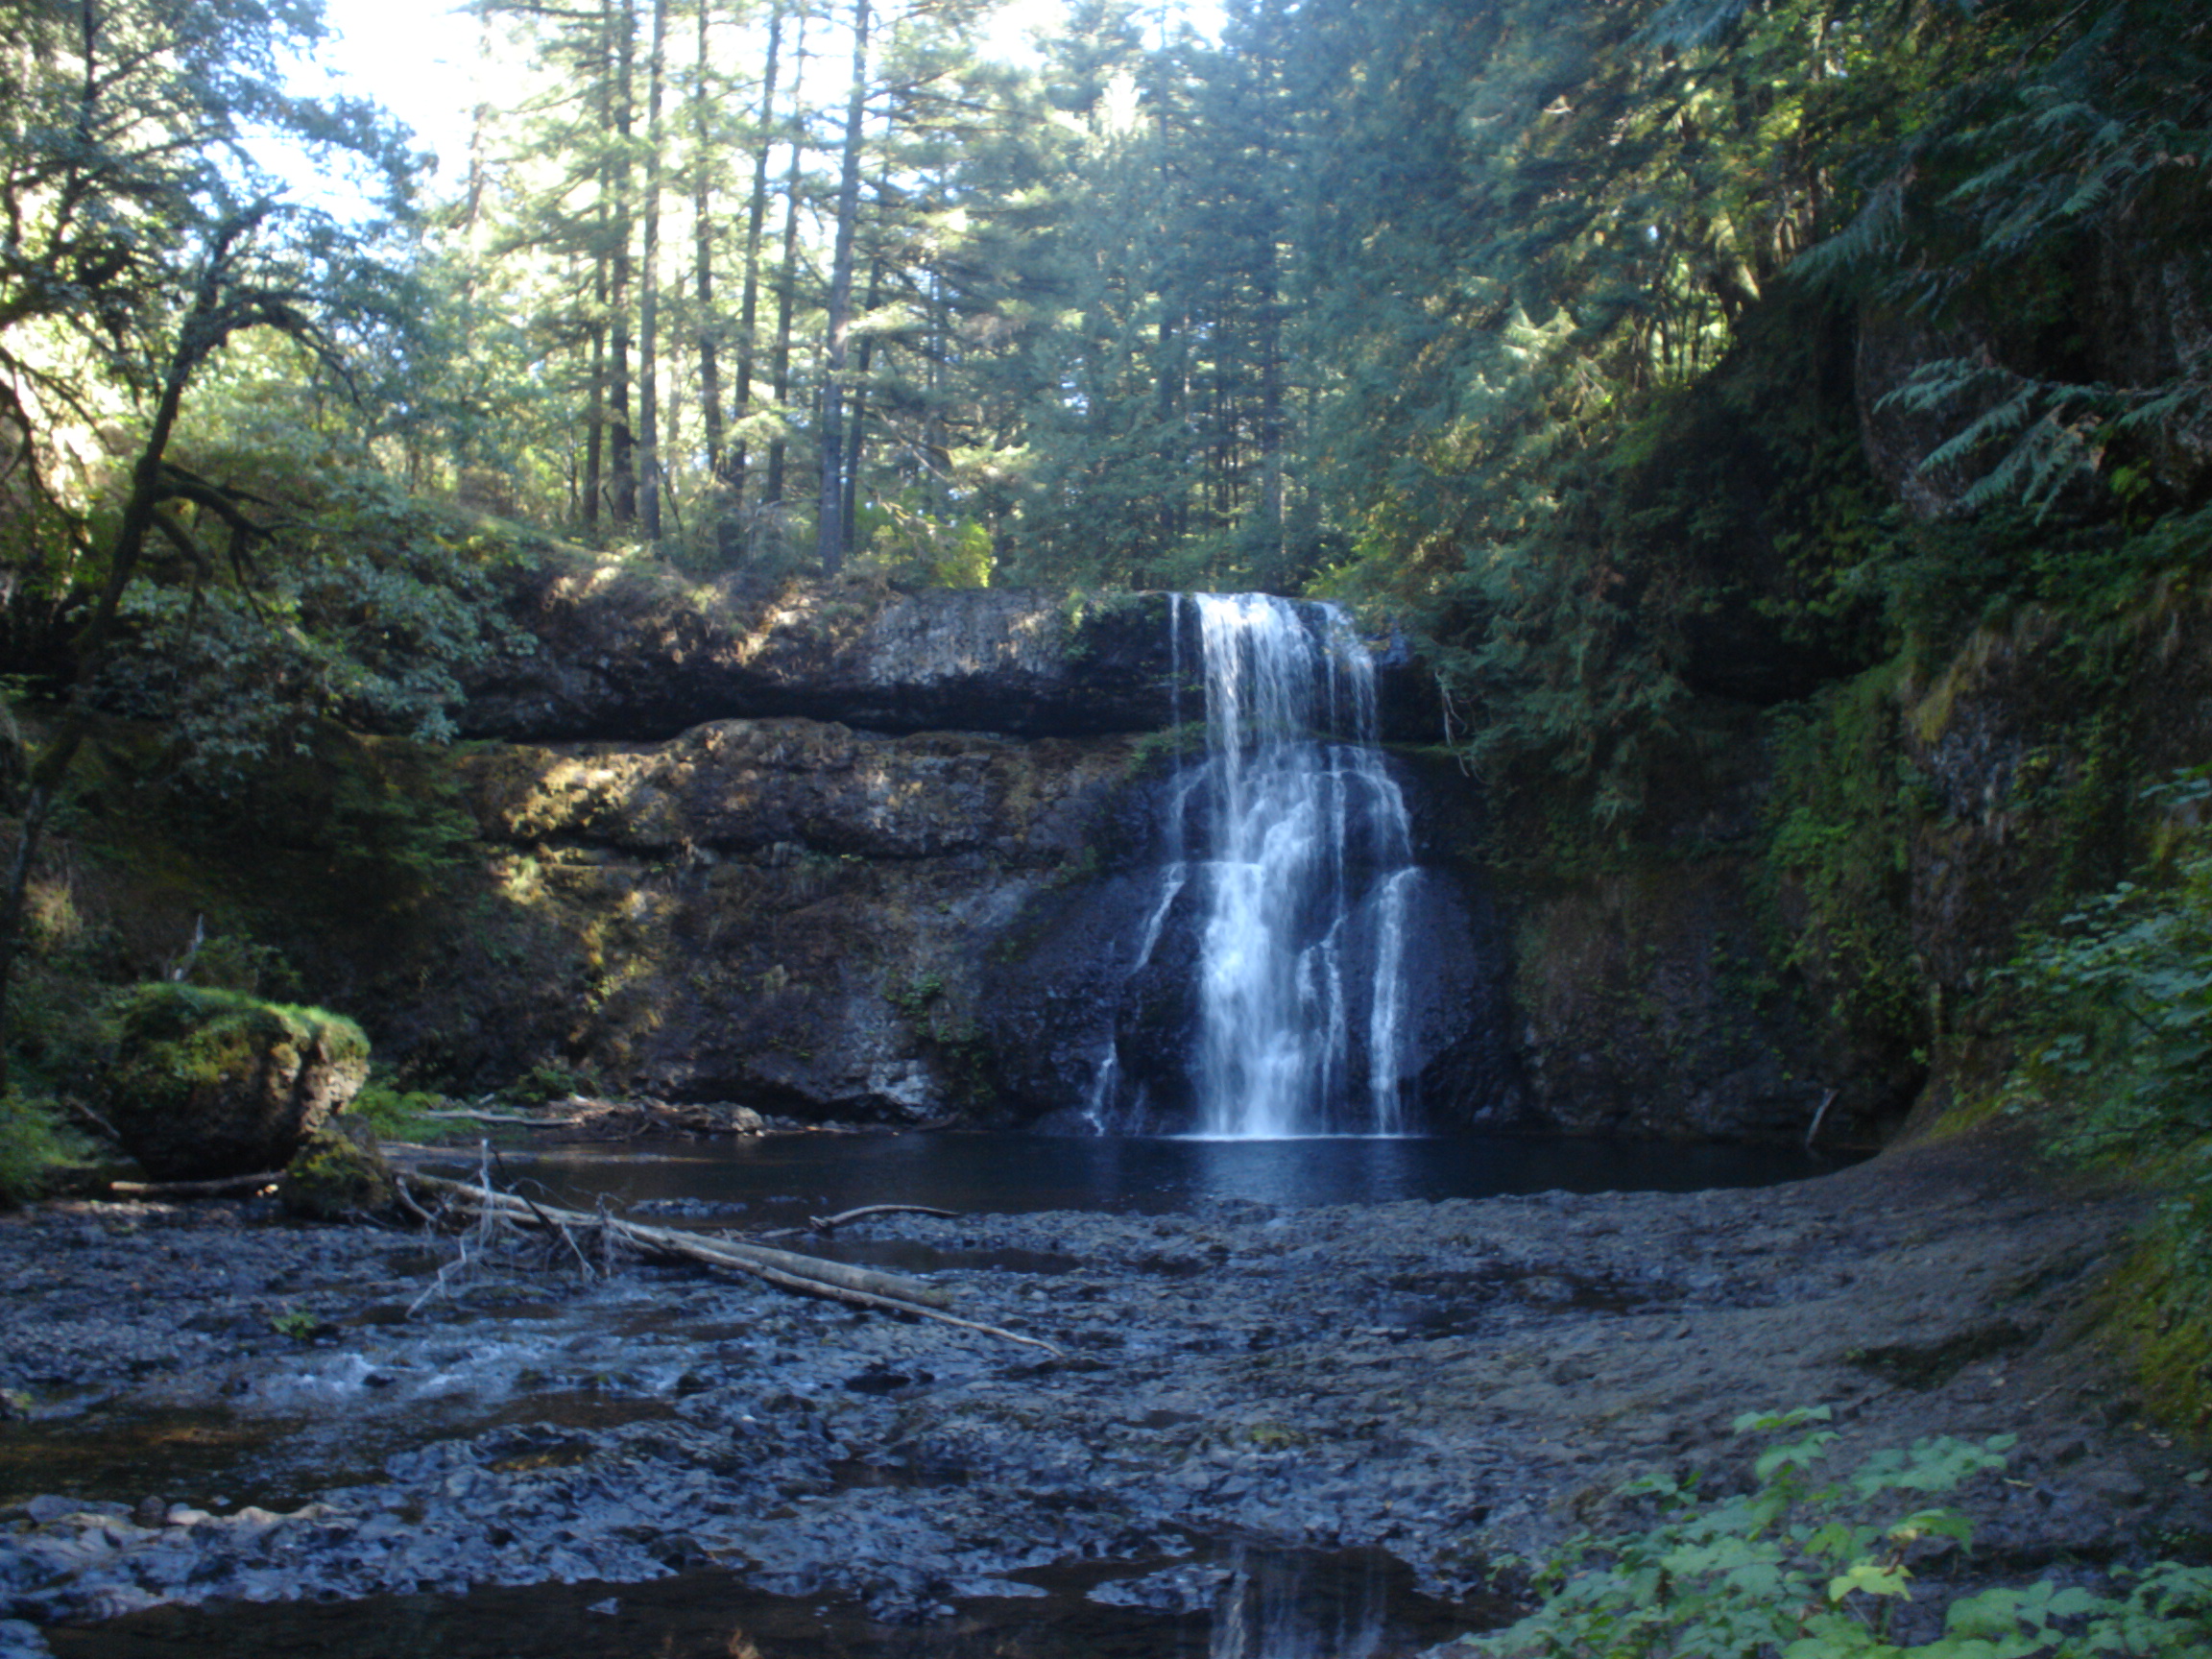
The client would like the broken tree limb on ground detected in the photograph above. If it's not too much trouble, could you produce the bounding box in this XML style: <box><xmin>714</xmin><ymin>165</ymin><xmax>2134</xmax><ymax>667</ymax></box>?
<box><xmin>107</xmin><ymin>1170</ymin><xmax>283</xmax><ymax>1198</ymax></box>
<box><xmin>405</xmin><ymin>1172</ymin><xmax>1061</xmax><ymax>1358</ymax></box>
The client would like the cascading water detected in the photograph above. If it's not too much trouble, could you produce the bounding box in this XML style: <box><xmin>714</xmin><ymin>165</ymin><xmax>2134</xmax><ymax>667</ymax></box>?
<box><xmin>1179</xmin><ymin>592</ymin><xmax>1417</xmax><ymax>1138</ymax></box>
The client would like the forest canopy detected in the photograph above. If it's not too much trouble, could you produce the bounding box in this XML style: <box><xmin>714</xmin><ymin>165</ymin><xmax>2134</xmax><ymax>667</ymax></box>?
<box><xmin>0</xmin><ymin>0</ymin><xmax>2206</xmax><ymax>786</ymax></box>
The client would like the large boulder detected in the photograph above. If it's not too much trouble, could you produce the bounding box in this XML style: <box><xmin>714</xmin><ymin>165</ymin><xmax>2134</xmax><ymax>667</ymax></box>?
<box><xmin>102</xmin><ymin>986</ymin><xmax>370</xmax><ymax>1180</ymax></box>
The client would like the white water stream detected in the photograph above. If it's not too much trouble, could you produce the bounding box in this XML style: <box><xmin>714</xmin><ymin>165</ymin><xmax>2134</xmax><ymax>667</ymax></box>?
<box><xmin>1182</xmin><ymin>593</ymin><xmax>1416</xmax><ymax>1139</ymax></box>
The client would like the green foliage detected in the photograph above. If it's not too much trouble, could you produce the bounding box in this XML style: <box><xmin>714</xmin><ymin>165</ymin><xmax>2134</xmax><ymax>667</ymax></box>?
<box><xmin>505</xmin><ymin>1061</ymin><xmax>589</xmax><ymax>1106</ymax></box>
<box><xmin>345</xmin><ymin>1083</ymin><xmax>450</xmax><ymax>1142</ymax></box>
<box><xmin>1999</xmin><ymin>774</ymin><xmax>2212</xmax><ymax>1421</ymax></box>
<box><xmin>176</xmin><ymin>933</ymin><xmax>302</xmax><ymax>1000</ymax></box>
<box><xmin>86</xmin><ymin>441</ymin><xmax>534</xmax><ymax>796</ymax></box>
<box><xmin>2004</xmin><ymin>773</ymin><xmax>2212</xmax><ymax>1162</ymax></box>
<box><xmin>268</xmin><ymin>1308</ymin><xmax>321</xmax><ymax>1340</ymax></box>
<box><xmin>0</xmin><ymin>1091</ymin><xmax>91</xmax><ymax>1208</ymax></box>
<box><xmin>853</xmin><ymin>494</ymin><xmax>996</xmax><ymax>590</ymax></box>
<box><xmin>1467</xmin><ymin>1407</ymin><xmax>2212</xmax><ymax>1659</ymax></box>
<box><xmin>1763</xmin><ymin>667</ymin><xmax>1925</xmax><ymax>1049</ymax></box>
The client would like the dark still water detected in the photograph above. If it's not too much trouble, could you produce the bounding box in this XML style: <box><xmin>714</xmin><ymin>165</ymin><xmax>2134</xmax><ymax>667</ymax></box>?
<box><xmin>413</xmin><ymin>1130</ymin><xmax>1855</xmax><ymax>1230</ymax></box>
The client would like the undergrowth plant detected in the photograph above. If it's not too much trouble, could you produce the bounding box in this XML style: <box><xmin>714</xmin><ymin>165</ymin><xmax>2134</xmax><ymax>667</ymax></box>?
<box><xmin>2001</xmin><ymin>770</ymin><xmax>2212</xmax><ymax>1422</ymax></box>
<box><xmin>1465</xmin><ymin>1408</ymin><xmax>2212</xmax><ymax>1659</ymax></box>
<box><xmin>0</xmin><ymin>1091</ymin><xmax>90</xmax><ymax>1207</ymax></box>
<box><xmin>345</xmin><ymin>1082</ymin><xmax>453</xmax><ymax>1143</ymax></box>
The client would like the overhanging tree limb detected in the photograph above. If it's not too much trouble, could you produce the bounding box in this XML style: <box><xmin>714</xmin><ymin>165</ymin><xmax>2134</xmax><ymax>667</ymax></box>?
<box><xmin>0</xmin><ymin>201</ymin><xmax>361</xmax><ymax>1092</ymax></box>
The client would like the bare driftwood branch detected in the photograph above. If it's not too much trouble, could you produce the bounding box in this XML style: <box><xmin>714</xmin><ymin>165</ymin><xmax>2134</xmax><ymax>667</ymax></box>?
<box><xmin>1806</xmin><ymin>1088</ymin><xmax>1839</xmax><ymax>1152</ymax></box>
<box><xmin>410</xmin><ymin>1174</ymin><xmax>1060</xmax><ymax>1358</ymax></box>
<box><xmin>419</xmin><ymin>1109</ymin><xmax>589</xmax><ymax>1126</ymax></box>
<box><xmin>808</xmin><ymin>1203</ymin><xmax>958</xmax><ymax>1234</ymax></box>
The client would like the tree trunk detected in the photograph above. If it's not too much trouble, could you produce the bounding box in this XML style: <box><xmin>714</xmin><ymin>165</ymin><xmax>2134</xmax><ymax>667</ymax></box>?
<box><xmin>840</xmin><ymin>255</ymin><xmax>882</xmax><ymax>557</ymax></box>
<box><xmin>692</xmin><ymin>0</ymin><xmax>726</xmax><ymax>551</ymax></box>
<box><xmin>763</xmin><ymin>8</ymin><xmax>811</xmax><ymax>511</ymax></box>
<box><xmin>637</xmin><ymin>0</ymin><xmax>668</xmax><ymax>544</ymax></box>
<box><xmin>585</xmin><ymin>251</ymin><xmax>607</xmax><ymax>532</ymax></box>
<box><xmin>607</xmin><ymin>0</ymin><xmax>639</xmax><ymax>528</ymax></box>
<box><xmin>814</xmin><ymin>0</ymin><xmax>869</xmax><ymax>576</ymax></box>
<box><xmin>726</xmin><ymin>0</ymin><xmax>785</xmax><ymax>546</ymax></box>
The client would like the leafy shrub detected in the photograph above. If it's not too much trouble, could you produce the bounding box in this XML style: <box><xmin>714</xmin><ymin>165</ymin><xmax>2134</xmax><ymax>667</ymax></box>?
<box><xmin>2002</xmin><ymin>775</ymin><xmax>2212</xmax><ymax>1421</ymax></box>
<box><xmin>1466</xmin><ymin>1407</ymin><xmax>2212</xmax><ymax>1659</ymax></box>
<box><xmin>505</xmin><ymin>1061</ymin><xmax>589</xmax><ymax>1105</ymax></box>
<box><xmin>2004</xmin><ymin>773</ymin><xmax>2212</xmax><ymax>1163</ymax></box>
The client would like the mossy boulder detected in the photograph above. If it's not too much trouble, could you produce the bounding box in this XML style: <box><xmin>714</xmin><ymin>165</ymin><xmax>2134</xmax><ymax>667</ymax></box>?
<box><xmin>102</xmin><ymin>985</ymin><xmax>371</xmax><ymax>1180</ymax></box>
<box><xmin>279</xmin><ymin>1118</ymin><xmax>395</xmax><ymax>1219</ymax></box>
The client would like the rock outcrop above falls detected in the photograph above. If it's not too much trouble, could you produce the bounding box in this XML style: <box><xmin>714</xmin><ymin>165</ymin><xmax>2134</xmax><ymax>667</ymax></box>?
<box><xmin>462</xmin><ymin>565</ymin><xmax>1196</xmax><ymax>743</ymax></box>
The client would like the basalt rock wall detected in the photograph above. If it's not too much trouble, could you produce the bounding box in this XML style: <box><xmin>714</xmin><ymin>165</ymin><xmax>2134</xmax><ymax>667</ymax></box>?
<box><xmin>405</xmin><ymin>568</ymin><xmax>1914</xmax><ymax>1139</ymax></box>
<box><xmin>364</xmin><ymin>569</ymin><xmax>1496</xmax><ymax>1125</ymax></box>
<box><xmin>402</xmin><ymin>718</ymin><xmax>1147</xmax><ymax>1119</ymax></box>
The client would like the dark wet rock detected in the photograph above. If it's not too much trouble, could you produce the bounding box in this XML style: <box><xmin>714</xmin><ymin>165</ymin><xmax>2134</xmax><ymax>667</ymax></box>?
<box><xmin>463</xmin><ymin>566</ymin><xmax>1439</xmax><ymax>750</ymax></box>
<box><xmin>100</xmin><ymin>987</ymin><xmax>370</xmax><ymax>1182</ymax></box>
<box><xmin>0</xmin><ymin>1130</ymin><xmax>2202</xmax><ymax>1640</ymax></box>
<box><xmin>372</xmin><ymin>720</ymin><xmax>1149</xmax><ymax>1118</ymax></box>
<box><xmin>1498</xmin><ymin>707</ymin><xmax>1921</xmax><ymax>1146</ymax></box>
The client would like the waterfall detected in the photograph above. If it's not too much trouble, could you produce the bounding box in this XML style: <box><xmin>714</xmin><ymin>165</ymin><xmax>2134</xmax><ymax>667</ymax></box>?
<box><xmin>1182</xmin><ymin>593</ymin><xmax>1416</xmax><ymax>1139</ymax></box>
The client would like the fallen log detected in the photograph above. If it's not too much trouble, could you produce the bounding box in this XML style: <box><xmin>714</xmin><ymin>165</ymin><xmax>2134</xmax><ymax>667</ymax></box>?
<box><xmin>108</xmin><ymin>1171</ymin><xmax>283</xmax><ymax>1199</ymax></box>
<box><xmin>407</xmin><ymin>1173</ymin><xmax>1059</xmax><ymax>1358</ymax></box>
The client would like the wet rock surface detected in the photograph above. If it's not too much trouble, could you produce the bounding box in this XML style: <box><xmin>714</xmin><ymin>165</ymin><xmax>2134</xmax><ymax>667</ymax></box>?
<box><xmin>2</xmin><ymin>1132</ymin><xmax>2204</xmax><ymax>1647</ymax></box>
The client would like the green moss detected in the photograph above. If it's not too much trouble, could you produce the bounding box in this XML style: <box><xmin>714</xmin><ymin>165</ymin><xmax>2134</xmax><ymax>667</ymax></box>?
<box><xmin>112</xmin><ymin>983</ymin><xmax>368</xmax><ymax>1093</ymax></box>
<box><xmin>346</xmin><ymin>1082</ymin><xmax>456</xmax><ymax>1142</ymax></box>
<box><xmin>2102</xmin><ymin>1207</ymin><xmax>2212</xmax><ymax>1437</ymax></box>
<box><xmin>279</xmin><ymin>1119</ymin><xmax>396</xmax><ymax>1220</ymax></box>
<box><xmin>1760</xmin><ymin>661</ymin><xmax>1925</xmax><ymax>1053</ymax></box>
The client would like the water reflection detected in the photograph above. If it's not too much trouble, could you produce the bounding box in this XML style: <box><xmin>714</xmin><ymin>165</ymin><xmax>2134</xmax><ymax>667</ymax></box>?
<box><xmin>47</xmin><ymin>1546</ymin><xmax>1490</xmax><ymax>1659</ymax></box>
<box><xmin>1209</xmin><ymin>1546</ymin><xmax>1388</xmax><ymax>1659</ymax></box>
<box><xmin>414</xmin><ymin>1130</ymin><xmax>1853</xmax><ymax>1233</ymax></box>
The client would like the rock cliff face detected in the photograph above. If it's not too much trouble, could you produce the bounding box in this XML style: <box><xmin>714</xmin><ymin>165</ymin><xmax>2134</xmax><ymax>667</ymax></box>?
<box><xmin>415</xmin><ymin>717</ymin><xmax>1143</xmax><ymax>1119</ymax></box>
<box><xmin>1487</xmin><ymin>706</ymin><xmax>1922</xmax><ymax>1149</ymax></box>
<box><xmin>462</xmin><ymin>565</ymin><xmax>1196</xmax><ymax>742</ymax></box>
<box><xmin>377</xmin><ymin>572</ymin><xmax>1503</xmax><ymax>1127</ymax></box>
<box><xmin>351</xmin><ymin>553</ymin><xmax>2196</xmax><ymax>1146</ymax></box>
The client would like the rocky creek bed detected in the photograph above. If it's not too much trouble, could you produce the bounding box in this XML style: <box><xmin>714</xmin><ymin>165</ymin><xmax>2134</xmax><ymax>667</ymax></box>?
<box><xmin>1</xmin><ymin>1129</ymin><xmax>2207</xmax><ymax>1655</ymax></box>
